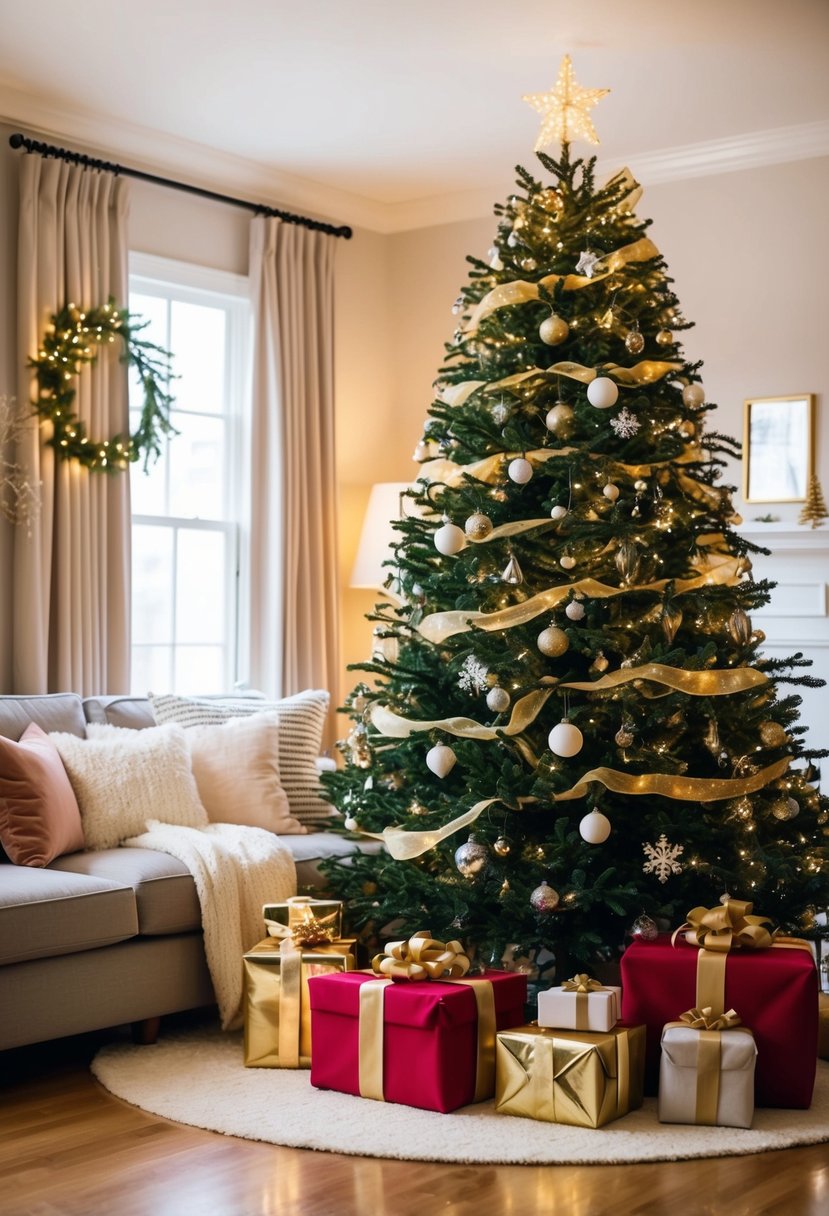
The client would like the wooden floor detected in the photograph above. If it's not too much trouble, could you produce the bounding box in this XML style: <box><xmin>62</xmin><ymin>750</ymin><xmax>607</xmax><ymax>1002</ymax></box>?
<box><xmin>1</xmin><ymin>1020</ymin><xmax>828</xmax><ymax>1216</ymax></box>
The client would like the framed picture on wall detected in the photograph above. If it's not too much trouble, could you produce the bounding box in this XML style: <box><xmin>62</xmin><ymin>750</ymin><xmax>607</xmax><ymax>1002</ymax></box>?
<box><xmin>743</xmin><ymin>393</ymin><xmax>815</xmax><ymax>502</ymax></box>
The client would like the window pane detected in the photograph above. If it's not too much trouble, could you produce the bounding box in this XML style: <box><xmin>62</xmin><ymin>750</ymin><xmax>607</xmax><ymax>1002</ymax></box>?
<box><xmin>176</xmin><ymin>529</ymin><xmax>226</xmax><ymax>644</ymax></box>
<box><xmin>174</xmin><ymin>646</ymin><xmax>225</xmax><ymax>694</ymax></box>
<box><xmin>129</xmin><ymin>410</ymin><xmax>169</xmax><ymax>516</ymax></box>
<box><xmin>168</xmin><ymin>413</ymin><xmax>225</xmax><ymax>519</ymax></box>
<box><xmin>131</xmin><ymin>645</ymin><xmax>174</xmax><ymax>695</ymax></box>
<box><xmin>132</xmin><ymin>525</ymin><xmax>174</xmax><ymax>643</ymax></box>
<box><xmin>128</xmin><ymin>294</ymin><xmax>169</xmax><ymax>405</ymax></box>
<box><xmin>170</xmin><ymin>301</ymin><xmax>226</xmax><ymax>415</ymax></box>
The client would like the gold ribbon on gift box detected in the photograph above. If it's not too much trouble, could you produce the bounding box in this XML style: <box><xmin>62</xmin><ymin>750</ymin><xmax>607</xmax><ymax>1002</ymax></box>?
<box><xmin>672</xmin><ymin>898</ymin><xmax>816</xmax><ymax>1017</ymax></box>
<box><xmin>561</xmin><ymin>974</ymin><xmax>605</xmax><ymax>1031</ymax></box>
<box><xmin>264</xmin><ymin>895</ymin><xmax>342</xmax><ymax>946</ymax></box>
<box><xmin>664</xmin><ymin>1007</ymin><xmax>749</xmax><ymax>1126</ymax></box>
<box><xmin>357</xmin><ymin>932</ymin><xmax>496</xmax><ymax>1104</ymax></box>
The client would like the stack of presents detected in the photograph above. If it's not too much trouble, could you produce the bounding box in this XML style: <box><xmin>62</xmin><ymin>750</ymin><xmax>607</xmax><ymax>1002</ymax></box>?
<box><xmin>243</xmin><ymin>896</ymin><xmax>827</xmax><ymax>1128</ymax></box>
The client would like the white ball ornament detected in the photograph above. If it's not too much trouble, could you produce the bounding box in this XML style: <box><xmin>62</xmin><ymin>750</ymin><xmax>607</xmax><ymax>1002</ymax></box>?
<box><xmin>548</xmin><ymin>720</ymin><xmax>584</xmax><ymax>758</ymax></box>
<box><xmin>486</xmin><ymin>686</ymin><xmax>511</xmax><ymax>713</ymax></box>
<box><xmin>602</xmin><ymin>483</ymin><xmax>620</xmax><ymax>502</ymax></box>
<box><xmin>682</xmin><ymin>383</ymin><xmax>706</xmax><ymax>408</ymax></box>
<box><xmin>508</xmin><ymin>457</ymin><xmax>534</xmax><ymax>484</ymax></box>
<box><xmin>550</xmin><ymin>504</ymin><xmax>569</xmax><ymax>521</ymax></box>
<box><xmin>537</xmin><ymin>626</ymin><xmax>569</xmax><ymax>657</ymax></box>
<box><xmin>579</xmin><ymin>810</ymin><xmax>611</xmax><ymax>844</ymax></box>
<box><xmin>560</xmin><ymin>554</ymin><xmax>576</xmax><ymax>570</ymax></box>
<box><xmin>587</xmin><ymin>377</ymin><xmax>619</xmax><ymax>410</ymax></box>
<box><xmin>565</xmin><ymin>600</ymin><xmax>585</xmax><ymax>621</ymax></box>
<box><xmin>426</xmin><ymin>743</ymin><xmax>457</xmax><ymax>778</ymax></box>
<box><xmin>539</xmin><ymin>314</ymin><xmax>570</xmax><ymax>346</ymax></box>
<box><xmin>434</xmin><ymin>521</ymin><xmax>466</xmax><ymax>555</ymax></box>
<box><xmin>343</xmin><ymin>816</ymin><xmax>359</xmax><ymax>832</ymax></box>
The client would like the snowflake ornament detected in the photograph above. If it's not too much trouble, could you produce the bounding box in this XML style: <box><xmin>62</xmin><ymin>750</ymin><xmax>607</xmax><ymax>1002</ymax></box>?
<box><xmin>576</xmin><ymin>250</ymin><xmax>602</xmax><ymax>278</ymax></box>
<box><xmin>610</xmin><ymin>407</ymin><xmax>641</xmax><ymax>440</ymax></box>
<box><xmin>458</xmin><ymin>655</ymin><xmax>489</xmax><ymax>696</ymax></box>
<box><xmin>642</xmin><ymin>834</ymin><xmax>684</xmax><ymax>883</ymax></box>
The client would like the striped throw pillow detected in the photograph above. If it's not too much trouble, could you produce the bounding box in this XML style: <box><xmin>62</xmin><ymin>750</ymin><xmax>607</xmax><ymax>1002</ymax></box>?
<box><xmin>149</xmin><ymin>691</ymin><xmax>333</xmax><ymax>828</ymax></box>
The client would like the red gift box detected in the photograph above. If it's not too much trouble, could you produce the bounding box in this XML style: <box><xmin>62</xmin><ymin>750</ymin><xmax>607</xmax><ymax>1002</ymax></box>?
<box><xmin>308</xmin><ymin>968</ymin><xmax>527</xmax><ymax>1113</ymax></box>
<box><xmin>621</xmin><ymin>934</ymin><xmax>818</xmax><ymax>1108</ymax></box>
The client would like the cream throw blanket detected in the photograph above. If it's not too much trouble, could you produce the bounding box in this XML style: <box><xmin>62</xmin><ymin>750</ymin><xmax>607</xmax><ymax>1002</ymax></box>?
<box><xmin>124</xmin><ymin>820</ymin><xmax>296</xmax><ymax>1030</ymax></box>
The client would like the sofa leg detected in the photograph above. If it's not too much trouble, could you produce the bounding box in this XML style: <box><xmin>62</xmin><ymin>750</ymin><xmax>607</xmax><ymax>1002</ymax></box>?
<box><xmin>131</xmin><ymin>1016</ymin><xmax>161</xmax><ymax>1045</ymax></box>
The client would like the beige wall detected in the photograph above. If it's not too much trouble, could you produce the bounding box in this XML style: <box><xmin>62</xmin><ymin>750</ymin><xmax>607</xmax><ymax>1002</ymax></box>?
<box><xmin>1</xmin><ymin>117</ymin><xmax>827</xmax><ymax>724</ymax></box>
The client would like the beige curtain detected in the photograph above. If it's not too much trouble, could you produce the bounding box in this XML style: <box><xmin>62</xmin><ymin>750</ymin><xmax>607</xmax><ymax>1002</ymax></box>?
<box><xmin>248</xmin><ymin>217</ymin><xmax>340</xmax><ymax>718</ymax></box>
<box><xmin>14</xmin><ymin>156</ymin><xmax>131</xmax><ymax>694</ymax></box>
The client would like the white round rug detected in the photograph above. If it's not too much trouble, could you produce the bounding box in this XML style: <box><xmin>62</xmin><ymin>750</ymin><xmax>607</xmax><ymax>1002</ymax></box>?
<box><xmin>91</xmin><ymin>1025</ymin><xmax>829</xmax><ymax>1166</ymax></box>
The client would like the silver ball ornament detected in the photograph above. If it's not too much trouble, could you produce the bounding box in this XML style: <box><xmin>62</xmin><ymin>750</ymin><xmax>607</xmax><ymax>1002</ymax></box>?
<box><xmin>454</xmin><ymin>836</ymin><xmax>489</xmax><ymax>878</ymax></box>
<box><xmin>682</xmin><ymin>383</ymin><xmax>706</xmax><ymax>408</ymax></box>
<box><xmin>537</xmin><ymin>625</ymin><xmax>569</xmax><ymax>657</ymax></box>
<box><xmin>587</xmin><ymin>377</ymin><xmax>619</xmax><ymax>410</ymax></box>
<box><xmin>530</xmin><ymin>881</ymin><xmax>560</xmax><ymax>913</ymax></box>
<box><xmin>486</xmin><ymin>686</ymin><xmax>511</xmax><ymax>713</ymax></box>
<box><xmin>493</xmin><ymin>836</ymin><xmax>511</xmax><ymax>857</ymax></box>
<box><xmin>565</xmin><ymin>600</ymin><xmax>585</xmax><ymax>621</ymax></box>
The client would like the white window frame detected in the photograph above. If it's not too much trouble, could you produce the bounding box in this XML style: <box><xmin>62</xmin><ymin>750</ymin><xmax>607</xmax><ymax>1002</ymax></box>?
<box><xmin>128</xmin><ymin>252</ymin><xmax>252</xmax><ymax>694</ymax></box>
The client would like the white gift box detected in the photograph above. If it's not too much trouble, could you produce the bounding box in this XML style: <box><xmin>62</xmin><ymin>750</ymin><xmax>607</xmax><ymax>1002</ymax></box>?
<box><xmin>537</xmin><ymin>981</ymin><xmax>621</xmax><ymax>1033</ymax></box>
<box><xmin>658</xmin><ymin>1022</ymin><xmax>757</xmax><ymax>1129</ymax></box>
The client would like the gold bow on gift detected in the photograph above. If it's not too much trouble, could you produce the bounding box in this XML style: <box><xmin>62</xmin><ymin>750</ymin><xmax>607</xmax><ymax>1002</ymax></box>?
<box><xmin>265</xmin><ymin>897</ymin><xmax>340</xmax><ymax>947</ymax></box>
<box><xmin>672</xmin><ymin>898</ymin><xmax>775</xmax><ymax>954</ymax></box>
<box><xmin>679</xmin><ymin>1006</ymin><xmax>742</xmax><ymax>1032</ymax></box>
<box><xmin>371</xmin><ymin>931</ymin><xmax>471</xmax><ymax>982</ymax></box>
<box><xmin>562</xmin><ymin>973</ymin><xmax>604</xmax><ymax>994</ymax></box>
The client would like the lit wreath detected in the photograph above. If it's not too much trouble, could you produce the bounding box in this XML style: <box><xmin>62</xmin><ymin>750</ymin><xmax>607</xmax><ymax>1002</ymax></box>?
<box><xmin>29</xmin><ymin>299</ymin><xmax>176</xmax><ymax>473</ymax></box>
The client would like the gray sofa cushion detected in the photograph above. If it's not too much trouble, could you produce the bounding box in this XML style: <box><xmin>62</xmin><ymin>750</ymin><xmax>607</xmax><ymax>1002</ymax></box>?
<box><xmin>0</xmin><ymin>866</ymin><xmax>138</xmax><ymax>965</ymax></box>
<box><xmin>50</xmin><ymin>848</ymin><xmax>202</xmax><ymax>935</ymax></box>
<box><xmin>82</xmin><ymin>696</ymin><xmax>156</xmax><ymax>730</ymax></box>
<box><xmin>0</xmin><ymin>694</ymin><xmax>87</xmax><ymax>742</ymax></box>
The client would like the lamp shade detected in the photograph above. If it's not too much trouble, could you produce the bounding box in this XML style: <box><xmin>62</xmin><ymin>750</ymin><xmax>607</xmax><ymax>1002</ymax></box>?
<box><xmin>349</xmin><ymin>483</ymin><xmax>411</xmax><ymax>590</ymax></box>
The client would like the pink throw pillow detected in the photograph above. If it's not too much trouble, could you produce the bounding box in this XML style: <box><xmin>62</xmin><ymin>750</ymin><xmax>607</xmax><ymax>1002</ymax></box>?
<box><xmin>0</xmin><ymin>722</ymin><xmax>85</xmax><ymax>866</ymax></box>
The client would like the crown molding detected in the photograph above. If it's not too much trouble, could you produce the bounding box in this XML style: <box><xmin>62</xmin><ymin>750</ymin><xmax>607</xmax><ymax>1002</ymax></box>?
<box><xmin>2</xmin><ymin>81</ymin><xmax>828</xmax><ymax>235</ymax></box>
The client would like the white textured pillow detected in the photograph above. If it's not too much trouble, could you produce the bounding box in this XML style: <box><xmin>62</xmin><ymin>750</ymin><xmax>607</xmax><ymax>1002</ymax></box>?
<box><xmin>184</xmin><ymin>713</ymin><xmax>306</xmax><ymax>835</ymax></box>
<box><xmin>149</xmin><ymin>690</ymin><xmax>333</xmax><ymax>827</ymax></box>
<box><xmin>51</xmin><ymin>723</ymin><xmax>208</xmax><ymax>850</ymax></box>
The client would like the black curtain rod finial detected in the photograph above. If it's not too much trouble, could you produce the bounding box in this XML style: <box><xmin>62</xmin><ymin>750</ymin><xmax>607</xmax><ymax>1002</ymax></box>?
<box><xmin>9</xmin><ymin>131</ymin><xmax>352</xmax><ymax>240</ymax></box>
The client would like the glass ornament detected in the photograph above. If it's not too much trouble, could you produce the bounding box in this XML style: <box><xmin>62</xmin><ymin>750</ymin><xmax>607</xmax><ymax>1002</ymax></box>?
<box><xmin>501</xmin><ymin>554</ymin><xmax>524</xmax><ymax>585</ymax></box>
<box><xmin>586</xmin><ymin>376</ymin><xmax>619</xmax><ymax>409</ymax></box>
<box><xmin>655</xmin><ymin>329</ymin><xmax>673</xmax><ymax>346</ymax></box>
<box><xmin>537</xmin><ymin>625</ymin><xmax>569</xmax><ymax>657</ymax></box>
<box><xmin>615</xmin><ymin>540</ymin><xmax>641</xmax><ymax>583</ymax></box>
<box><xmin>530</xmin><ymin>881</ymin><xmax>560</xmax><ymax>913</ymax></box>
<box><xmin>630</xmin><ymin>913</ymin><xmax>659</xmax><ymax>941</ymax></box>
<box><xmin>464</xmin><ymin>512</ymin><xmax>493</xmax><ymax>541</ymax></box>
<box><xmin>548</xmin><ymin>719</ymin><xmax>584</xmax><ymax>757</ymax></box>
<box><xmin>493</xmin><ymin>836</ymin><xmax>511</xmax><ymax>857</ymax></box>
<box><xmin>661</xmin><ymin>602</ymin><xmax>683</xmax><ymax>643</ymax></box>
<box><xmin>454</xmin><ymin>835</ymin><xmax>489</xmax><ymax>878</ymax></box>
<box><xmin>614</xmin><ymin>724</ymin><xmax>634</xmax><ymax>747</ymax></box>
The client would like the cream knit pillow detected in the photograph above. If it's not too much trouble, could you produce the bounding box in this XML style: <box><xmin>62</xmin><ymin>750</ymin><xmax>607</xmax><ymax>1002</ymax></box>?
<box><xmin>51</xmin><ymin>723</ymin><xmax>208</xmax><ymax>851</ymax></box>
<box><xmin>184</xmin><ymin>713</ymin><xmax>306</xmax><ymax>835</ymax></box>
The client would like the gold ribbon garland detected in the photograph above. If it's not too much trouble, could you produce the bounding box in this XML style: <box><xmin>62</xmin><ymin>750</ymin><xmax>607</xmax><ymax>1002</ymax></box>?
<box><xmin>462</xmin><ymin>237</ymin><xmax>661</xmax><ymax>333</ymax></box>
<box><xmin>357</xmin><ymin>933</ymin><xmax>496</xmax><ymax>1103</ymax></box>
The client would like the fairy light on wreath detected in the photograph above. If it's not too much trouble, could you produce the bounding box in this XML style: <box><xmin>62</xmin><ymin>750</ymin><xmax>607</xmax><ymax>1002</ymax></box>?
<box><xmin>29</xmin><ymin>298</ymin><xmax>176</xmax><ymax>473</ymax></box>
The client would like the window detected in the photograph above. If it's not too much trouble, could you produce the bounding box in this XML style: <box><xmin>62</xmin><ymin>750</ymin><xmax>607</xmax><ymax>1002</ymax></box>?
<box><xmin>128</xmin><ymin>254</ymin><xmax>251</xmax><ymax>695</ymax></box>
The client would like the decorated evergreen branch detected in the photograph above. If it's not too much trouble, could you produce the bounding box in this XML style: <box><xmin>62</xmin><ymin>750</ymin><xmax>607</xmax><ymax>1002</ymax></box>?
<box><xmin>320</xmin><ymin>60</ymin><xmax>829</xmax><ymax>993</ymax></box>
<box><xmin>29</xmin><ymin>299</ymin><xmax>176</xmax><ymax>473</ymax></box>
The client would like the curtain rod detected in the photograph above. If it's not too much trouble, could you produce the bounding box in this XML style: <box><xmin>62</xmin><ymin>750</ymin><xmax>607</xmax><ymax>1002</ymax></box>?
<box><xmin>9</xmin><ymin>131</ymin><xmax>353</xmax><ymax>240</ymax></box>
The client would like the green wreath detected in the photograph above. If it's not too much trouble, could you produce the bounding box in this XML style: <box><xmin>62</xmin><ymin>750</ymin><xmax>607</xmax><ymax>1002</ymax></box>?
<box><xmin>29</xmin><ymin>299</ymin><xmax>176</xmax><ymax>473</ymax></box>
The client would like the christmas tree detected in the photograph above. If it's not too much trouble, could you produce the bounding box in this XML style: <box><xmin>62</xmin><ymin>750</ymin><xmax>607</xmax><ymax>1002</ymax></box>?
<box><xmin>798</xmin><ymin>474</ymin><xmax>828</xmax><ymax>529</ymax></box>
<box><xmin>322</xmin><ymin>58</ymin><xmax>829</xmax><ymax>986</ymax></box>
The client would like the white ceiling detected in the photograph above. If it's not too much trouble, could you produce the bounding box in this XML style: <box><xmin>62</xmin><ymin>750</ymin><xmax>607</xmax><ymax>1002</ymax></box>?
<box><xmin>0</xmin><ymin>0</ymin><xmax>827</xmax><ymax>232</ymax></box>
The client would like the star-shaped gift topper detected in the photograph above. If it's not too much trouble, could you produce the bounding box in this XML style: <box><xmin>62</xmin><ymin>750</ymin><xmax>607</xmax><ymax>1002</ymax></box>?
<box><xmin>523</xmin><ymin>54</ymin><xmax>610</xmax><ymax>150</ymax></box>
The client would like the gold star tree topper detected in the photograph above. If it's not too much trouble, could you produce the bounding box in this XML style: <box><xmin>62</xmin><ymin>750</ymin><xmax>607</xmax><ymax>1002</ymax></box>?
<box><xmin>523</xmin><ymin>55</ymin><xmax>610</xmax><ymax>149</ymax></box>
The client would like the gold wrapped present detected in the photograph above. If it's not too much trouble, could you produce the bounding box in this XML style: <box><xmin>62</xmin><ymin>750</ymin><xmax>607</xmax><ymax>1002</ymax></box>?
<box><xmin>243</xmin><ymin>936</ymin><xmax>355</xmax><ymax>1068</ymax></box>
<box><xmin>263</xmin><ymin>895</ymin><xmax>343</xmax><ymax>944</ymax></box>
<box><xmin>495</xmin><ymin>1022</ymin><xmax>645</xmax><ymax>1128</ymax></box>
<box><xmin>658</xmin><ymin>1008</ymin><xmax>756</xmax><ymax>1129</ymax></box>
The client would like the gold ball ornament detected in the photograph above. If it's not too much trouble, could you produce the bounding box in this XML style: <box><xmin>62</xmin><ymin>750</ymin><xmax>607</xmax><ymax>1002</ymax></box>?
<box><xmin>759</xmin><ymin>721</ymin><xmax>788</xmax><ymax>747</ymax></box>
<box><xmin>615</xmin><ymin>540</ymin><xmax>642</xmax><ymax>583</ymax></box>
<box><xmin>625</xmin><ymin>329</ymin><xmax>645</xmax><ymax>355</ymax></box>
<box><xmin>656</xmin><ymin>329</ymin><xmax>674</xmax><ymax>346</ymax></box>
<box><xmin>682</xmin><ymin>383</ymin><xmax>706</xmax><ymax>408</ymax></box>
<box><xmin>537</xmin><ymin>625</ymin><xmax>569</xmax><ymax>657</ymax></box>
<box><xmin>530</xmin><ymin>881</ymin><xmax>560</xmax><ymax>913</ymax></box>
<box><xmin>493</xmin><ymin>836</ymin><xmax>511</xmax><ymax>857</ymax></box>
<box><xmin>464</xmin><ymin>512</ymin><xmax>493</xmax><ymax>541</ymax></box>
<box><xmin>545</xmin><ymin>402</ymin><xmax>575</xmax><ymax>436</ymax></box>
<box><xmin>539</xmin><ymin>314</ymin><xmax>570</xmax><ymax>345</ymax></box>
<box><xmin>771</xmin><ymin>797</ymin><xmax>800</xmax><ymax>821</ymax></box>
